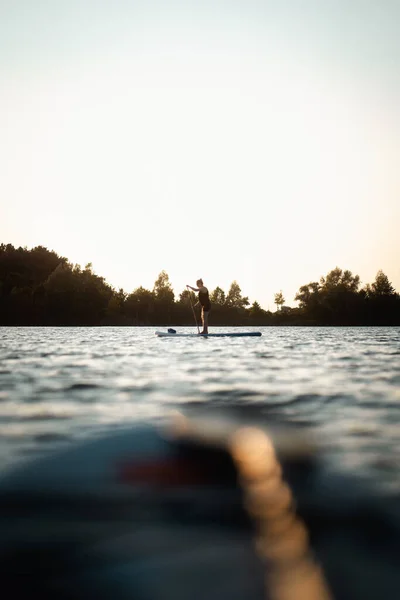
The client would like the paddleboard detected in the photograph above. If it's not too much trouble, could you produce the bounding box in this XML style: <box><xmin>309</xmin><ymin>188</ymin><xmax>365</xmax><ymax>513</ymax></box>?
<box><xmin>155</xmin><ymin>331</ymin><xmax>262</xmax><ymax>337</ymax></box>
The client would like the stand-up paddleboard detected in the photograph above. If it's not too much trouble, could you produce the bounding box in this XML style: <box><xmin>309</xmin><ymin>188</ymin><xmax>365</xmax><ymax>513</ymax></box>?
<box><xmin>156</xmin><ymin>330</ymin><xmax>262</xmax><ymax>337</ymax></box>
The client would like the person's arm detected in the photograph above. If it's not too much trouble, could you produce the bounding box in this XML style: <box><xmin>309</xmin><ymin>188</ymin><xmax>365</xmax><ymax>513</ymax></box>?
<box><xmin>186</xmin><ymin>285</ymin><xmax>200</xmax><ymax>307</ymax></box>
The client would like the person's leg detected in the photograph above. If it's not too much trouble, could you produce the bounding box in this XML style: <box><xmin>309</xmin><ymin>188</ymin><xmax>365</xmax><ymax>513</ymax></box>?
<box><xmin>199</xmin><ymin>308</ymin><xmax>205</xmax><ymax>333</ymax></box>
<box><xmin>202</xmin><ymin>310</ymin><xmax>209</xmax><ymax>333</ymax></box>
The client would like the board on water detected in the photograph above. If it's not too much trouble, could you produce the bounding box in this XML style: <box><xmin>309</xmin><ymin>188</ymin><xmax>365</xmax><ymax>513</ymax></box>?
<box><xmin>155</xmin><ymin>331</ymin><xmax>262</xmax><ymax>337</ymax></box>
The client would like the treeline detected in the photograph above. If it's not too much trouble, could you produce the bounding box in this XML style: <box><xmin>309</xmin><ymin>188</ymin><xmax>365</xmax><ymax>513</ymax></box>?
<box><xmin>292</xmin><ymin>268</ymin><xmax>400</xmax><ymax>325</ymax></box>
<box><xmin>0</xmin><ymin>243</ymin><xmax>399</xmax><ymax>326</ymax></box>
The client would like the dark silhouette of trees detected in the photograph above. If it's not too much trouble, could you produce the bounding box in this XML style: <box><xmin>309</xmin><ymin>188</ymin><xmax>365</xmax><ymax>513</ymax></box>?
<box><xmin>44</xmin><ymin>262</ymin><xmax>114</xmax><ymax>325</ymax></box>
<box><xmin>248</xmin><ymin>301</ymin><xmax>272</xmax><ymax>325</ymax></box>
<box><xmin>321</xmin><ymin>267</ymin><xmax>360</xmax><ymax>293</ymax></box>
<box><xmin>106</xmin><ymin>288</ymin><xmax>127</xmax><ymax>324</ymax></box>
<box><xmin>274</xmin><ymin>291</ymin><xmax>285</xmax><ymax>311</ymax></box>
<box><xmin>360</xmin><ymin>270</ymin><xmax>399</xmax><ymax>325</ymax></box>
<box><xmin>294</xmin><ymin>267</ymin><xmax>399</xmax><ymax>325</ymax></box>
<box><xmin>0</xmin><ymin>244</ymin><xmax>68</xmax><ymax>324</ymax></box>
<box><xmin>371</xmin><ymin>270</ymin><xmax>396</xmax><ymax>296</ymax></box>
<box><xmin>210</xmin><ymin>286</ymin><xmax>226</xmax><ymax>306</ymax></box>
<box><xmin>318</xmin><ymin>268</ymin><xmax>361</xmax><ymax>324</ymax></box>
<box><xmin>225</xmin><ymin>281</ymin><xmax>249</xmax><ymax>309</ymax></box>
<box><xmin>1</xmin><ymin>243</ymin><xmax>398</xmax><ymax>326</ymax></box>
<box><xmin>125</xmin><ymin>287</ymin><xmax>155</xmax><ymax>325</ymax></box>
<box><xmin>178</xmin><ymin>289</ymin><xmax>193</xmax><ymax>304</ymax></box>
<box><xmin>152</xmin><ymin>271</ymin><xmax>175</xmax><ymax>325</ymax></box>
<box><xmin>153</xmin><ymin>271</ymin><xmax>174</xmax><ymax>303</ymax></box>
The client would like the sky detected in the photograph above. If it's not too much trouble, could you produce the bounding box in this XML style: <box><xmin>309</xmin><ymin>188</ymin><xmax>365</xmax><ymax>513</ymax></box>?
<box><xmin>1</xmin><ymin>0</ymin><xmax>399</xmax><ymax>309</ymax></box>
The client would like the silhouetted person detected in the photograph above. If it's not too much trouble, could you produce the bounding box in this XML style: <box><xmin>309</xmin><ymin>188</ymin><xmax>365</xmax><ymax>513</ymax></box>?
<box><xmin>187</xmin><ymin>279</ymin><xmax>211</xmax><ymax>334</ymax></box>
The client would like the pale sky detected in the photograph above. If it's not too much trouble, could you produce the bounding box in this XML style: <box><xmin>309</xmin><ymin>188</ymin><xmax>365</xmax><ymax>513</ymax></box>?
<box><xmin>1</xmin><ymin>1</ymin><xmax>399</xmax><ymax>309</ymax></box>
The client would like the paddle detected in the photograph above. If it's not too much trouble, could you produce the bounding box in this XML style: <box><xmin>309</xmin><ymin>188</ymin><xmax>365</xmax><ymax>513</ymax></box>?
<box><xmin>186</xmin><ymin>285</ymin><xmax>200</xmax><ymax>334</ymax></box>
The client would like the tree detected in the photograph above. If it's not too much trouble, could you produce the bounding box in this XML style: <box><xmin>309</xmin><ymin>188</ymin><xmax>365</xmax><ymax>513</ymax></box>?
<box><xmin>178</xmin><ymin>289</ymin><xmax>194</xmax><ymax>304</ymax></box>
<box><xmin>371</xmin><ymin>270</ymin><xmax>395</xmax><ymax>296</ymax></box>
<box><xmin>153</xmin><ymin>270</ymin><xmax>175</xmax><ymax>303</ymax></box>
<box><xmin>210</xmin><ymin>286</ymin><xmax>226</xmax><ymax>306</ymax></box>
<box><xmin>106</xmin><ymin>288</ymin><xmax>127</xmax><ymax>322</ymax></box>
<box><xmin>294</xmin><ymin>268</ymin><xmax>362</xmax><ymax>324</ymax></box>
<box><xmin>359</xmin><ymin>271</ymin><xmax>399</xmax><ymax>325</ymax></box>
<box><xmin>248</xmin><ymin>301</ymin><xmax>270</xmax><ymax>324</ymax></box>
<box><xmin>294</xmin><ymin>281</ymin><xmax>320</xmax><ymax>309</ymax></box>
<box><xmin>152</xmin><ymin>271</ymin><xmax>175</xmax><ymax>323</ymax></box>
<box><xmin>0</xmin><ymin>243</ymin><xmax>66</xmax><ymax>297</ymax></box>
<box><xmin>225</xmin><ymin>281</ymin><xmax>249</xmax><ymax>309</ymax></box>
<box><xmin>249</xmin><ymin>301</ymin><xmax>262</xmax><ymax>314</ymax></box>
<box><xmin>361</xmin><ymin>283</ymin><xmax>373</xmax><ymax>298</ymax></box>
<box><xmin>274</xmin><ymin>291</ymin><xmax>285</xmax><ymax>311</ymax></box>
<box><xmin>320</xmin><ymin>267</ymin><xmax>360</xmax><ymax>293</ymax></box>
<box><xmin>44</xmin><ymin>261</ymin><xmax>113</xmax><ymax>324</ymax></box>
<box><xmin>125</xmin><ymin>287</ymin><xmax>155</xmax><ymax>324</ymax></box>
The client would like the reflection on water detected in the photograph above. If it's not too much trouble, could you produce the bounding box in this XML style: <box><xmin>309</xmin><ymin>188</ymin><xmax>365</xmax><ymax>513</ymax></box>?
<box><xmin>0</xmin><ymin>326</ymin><xmax>399</xmax><ymax>493</ymax></box>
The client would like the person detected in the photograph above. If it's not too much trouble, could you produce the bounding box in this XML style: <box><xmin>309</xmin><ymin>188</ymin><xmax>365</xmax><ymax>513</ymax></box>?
<box><xmin>187</xmin><ymin>279</ymin><xmax>211</xmax><ymax>334</ymax></box>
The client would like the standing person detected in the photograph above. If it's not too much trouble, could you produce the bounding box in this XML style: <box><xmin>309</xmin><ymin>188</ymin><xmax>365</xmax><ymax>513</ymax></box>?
<box><xmin>187</xmin><ymin>279</ymin><xmax>211</xmax><ymax>334</ymax></box>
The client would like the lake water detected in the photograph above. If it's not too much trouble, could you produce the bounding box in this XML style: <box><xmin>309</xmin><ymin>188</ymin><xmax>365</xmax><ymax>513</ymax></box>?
<box><xmin>1</xmin><ymin>326</ymin><xmax>399</xmax><ymax>494</ymax></box>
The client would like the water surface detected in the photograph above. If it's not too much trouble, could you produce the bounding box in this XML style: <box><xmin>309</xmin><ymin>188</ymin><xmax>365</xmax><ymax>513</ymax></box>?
<box><xmin>1</xmin><ymin>326</ymin><xmax>399</xmax><ymax>493</ymax></box>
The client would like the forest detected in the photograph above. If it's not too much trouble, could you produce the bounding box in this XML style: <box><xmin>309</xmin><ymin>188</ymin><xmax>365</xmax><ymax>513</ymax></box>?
<box><xmin>0</xmin><ymin>243</ymin><xmax>399</xmax><ymax>326</ymax></box>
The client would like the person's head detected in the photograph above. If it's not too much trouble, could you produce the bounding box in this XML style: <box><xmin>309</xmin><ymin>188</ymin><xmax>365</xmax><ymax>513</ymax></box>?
<box><xmin>196</xmin><ymin>279</ymin><xmax>203</xmax><ymax>287</ymax></box>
